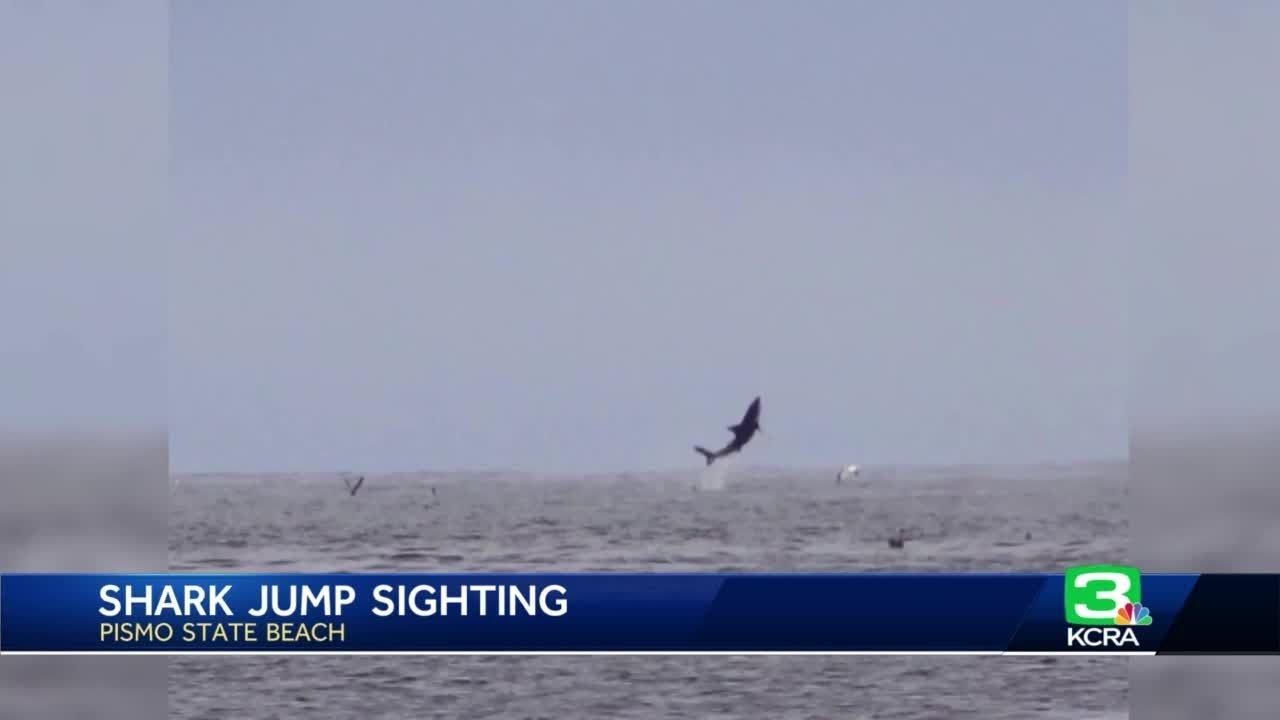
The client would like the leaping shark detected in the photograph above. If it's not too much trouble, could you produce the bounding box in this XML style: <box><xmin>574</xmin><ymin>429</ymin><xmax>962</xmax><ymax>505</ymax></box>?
<box><xmin>694</xmin><ymin>396</ymin><xmax>762</xmax><ymax>466</ymax></box>
<box><xmin>344</xmin><ymin>475</ymin><xmax>365</xmax><ymax>496</ymax></box>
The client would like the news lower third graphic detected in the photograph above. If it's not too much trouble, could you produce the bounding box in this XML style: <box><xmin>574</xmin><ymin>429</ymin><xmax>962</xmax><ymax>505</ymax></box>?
<box><xmin>0</xmin><ymin>569</ymin><xmax>1276</xmax><ymax>655</ymax></box>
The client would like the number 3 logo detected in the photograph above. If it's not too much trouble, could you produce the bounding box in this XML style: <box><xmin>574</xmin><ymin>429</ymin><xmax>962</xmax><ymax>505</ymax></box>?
<box><xmin>1064</xmin><ymin>565</ymin><xmax>1143</xmax><ymax>626</ymax></box>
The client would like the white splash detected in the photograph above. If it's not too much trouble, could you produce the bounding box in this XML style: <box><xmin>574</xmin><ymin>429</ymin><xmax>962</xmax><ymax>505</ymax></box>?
<box><xmin>698</xmin><ymin>458</ymin><xmax>734</xmax><ymax>491</ymax></box>
<box><xmin>837</xmin><ymin>464</ymin><xmax>860</xmax><ymax>483</ymax></box>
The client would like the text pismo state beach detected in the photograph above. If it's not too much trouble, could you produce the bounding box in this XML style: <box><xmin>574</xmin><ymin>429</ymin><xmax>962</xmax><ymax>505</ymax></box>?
<box><xmin>95</xmin><ymin>583</ymin><xmax>568</xmax><ymax>646</ymax></box>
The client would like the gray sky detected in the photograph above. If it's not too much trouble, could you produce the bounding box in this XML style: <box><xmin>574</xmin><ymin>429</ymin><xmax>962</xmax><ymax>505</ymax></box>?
<box><xmin>1131</xmin><ymin>1</ymin><xmax>1280</xmax><ymax>430</ymax></box>
<box><xmin>169</xmin><ymin>1</ymin><xmax>1126</xmax><ymax>472</ymax></box>
<box><xmin>1</xmin><ymin>2</ymin><xmax>167</xmax><ymax>435</ymax></box>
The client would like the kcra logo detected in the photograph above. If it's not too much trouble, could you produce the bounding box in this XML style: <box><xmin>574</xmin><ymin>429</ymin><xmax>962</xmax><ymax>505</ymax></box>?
<box><xmin>1065</xmin><ymin>626</ymin><xmax>1139</xmax><ymax>648</ymax></box>
<box><xmin>1063</xmin><ymin>565</ymin><xmax>1152</xmax><ymax>649</ymax></box>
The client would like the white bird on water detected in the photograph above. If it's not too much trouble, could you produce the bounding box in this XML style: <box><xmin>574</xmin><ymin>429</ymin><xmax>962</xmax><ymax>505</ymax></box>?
<box><xmin>836</xmin><ymin>464</ymin><xmax>860</xmax><ymax>484</ymax></box>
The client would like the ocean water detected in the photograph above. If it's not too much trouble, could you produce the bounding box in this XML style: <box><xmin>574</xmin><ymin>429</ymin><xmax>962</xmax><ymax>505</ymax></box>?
<box><xmin>0</xmin><ymin>435</ymin><xmax>168</xmax><ymax>720</ymax></box>
<box><xmin>1128</xmin><ymin>423</ymin><xmax>1280</xmax><ymax>720</ymax></box>
<box><xmin>169</xmin><ymin>463</ymin><xmax>1128</xmax><ymax>719</ymax></box>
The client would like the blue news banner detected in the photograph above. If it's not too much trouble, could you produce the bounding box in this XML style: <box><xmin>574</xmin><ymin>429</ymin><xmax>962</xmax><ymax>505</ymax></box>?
<box><xmin>0</xmin><ymin>570</ymin><xmax>1275</xmax><ymax>654</ymax></box>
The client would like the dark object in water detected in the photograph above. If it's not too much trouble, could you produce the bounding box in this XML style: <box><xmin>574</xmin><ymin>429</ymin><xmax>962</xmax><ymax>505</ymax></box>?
<box><xmin>344</xmin><ymin>475</ymin><xmax>365</xmax><ymax>496</ymax></box>
<box><xmin>694</xmin><ymin>396</ymin><xmax>762</xmax><ymax>466</ymax></box>
<box><xmin>887</xmin><ymin>528</ymin><xmax>914</xmax><ymax>549</ymax></box>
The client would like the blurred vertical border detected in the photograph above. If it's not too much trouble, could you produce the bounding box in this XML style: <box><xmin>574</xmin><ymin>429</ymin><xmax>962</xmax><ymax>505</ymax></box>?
<box><xmin>0</xmin><ymin>1</ymin><xmax>169</xmax><ymax>718</ymax></box>
<box><xmin>1131</xmin><ymin>1</ymin><xmax>1280</xmax><ymax>718</ymax></box>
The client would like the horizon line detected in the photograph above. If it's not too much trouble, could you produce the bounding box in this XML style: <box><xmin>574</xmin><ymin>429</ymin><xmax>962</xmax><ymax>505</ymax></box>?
<box><xmin>170</xmin><ymin>455</ymin><xmax>1129</xmax><ymax>478</ymax></box>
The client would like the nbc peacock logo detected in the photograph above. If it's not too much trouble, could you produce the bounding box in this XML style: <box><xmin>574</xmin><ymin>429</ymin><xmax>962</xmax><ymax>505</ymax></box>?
<box><xmin>1115</xmin><ymin>601</ymin><xmax>1153</xmax><ymax>626</ymax></box>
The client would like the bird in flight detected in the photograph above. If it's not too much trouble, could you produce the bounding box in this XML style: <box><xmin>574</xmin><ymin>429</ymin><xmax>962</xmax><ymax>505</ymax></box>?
<box><xmin>694</xmin><ymin>396</ymin><xmax>762</xmax><ymax>466</ymax></box>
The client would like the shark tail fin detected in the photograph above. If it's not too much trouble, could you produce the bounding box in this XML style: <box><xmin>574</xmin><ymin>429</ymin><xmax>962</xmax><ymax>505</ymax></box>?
<box><xmin>694</xmin><ymin>446</ymin><xmax>717</xmax><ymax>466</ymax></box>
